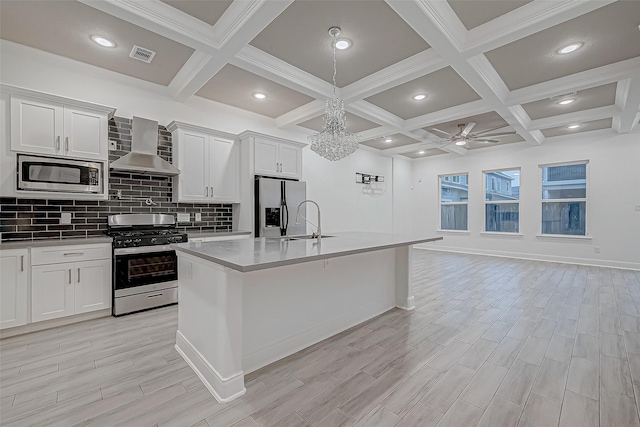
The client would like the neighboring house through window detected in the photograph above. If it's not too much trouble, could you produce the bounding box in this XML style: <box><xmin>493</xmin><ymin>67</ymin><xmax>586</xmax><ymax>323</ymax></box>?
<box><xmin>440</xmin><ymin>173</ymin><xmax>468</xmax><ymax>231</ymax></box>
<box><xmin>484</xmin><ymin>169</ymin><xmax>520</xmax><ymax>233</ymax></box>
<box><xmin>541</xmin><ymin>162</ymin><xmax>587</xmax><ymax>236</ymax></box>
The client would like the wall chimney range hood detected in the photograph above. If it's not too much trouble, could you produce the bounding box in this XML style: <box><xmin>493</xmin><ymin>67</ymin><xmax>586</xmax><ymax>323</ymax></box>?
<box><xmin>110</xmin><ymin>116</ymin><xmax>180</xmax><ymax>176</ymax></box>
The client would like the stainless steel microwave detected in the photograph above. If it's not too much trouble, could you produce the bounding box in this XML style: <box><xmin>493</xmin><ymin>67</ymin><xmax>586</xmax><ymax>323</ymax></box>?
<box><xmin>17</xmin><ymin>154</ymin><xmax>103</xmax><ymax>194</ymax></box>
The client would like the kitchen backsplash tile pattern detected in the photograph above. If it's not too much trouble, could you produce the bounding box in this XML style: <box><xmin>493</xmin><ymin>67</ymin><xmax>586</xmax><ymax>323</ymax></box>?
<box><xmin>0</xmin><ymin>117</ymin><xmax>233</xmax><ymax>241</ymax></box>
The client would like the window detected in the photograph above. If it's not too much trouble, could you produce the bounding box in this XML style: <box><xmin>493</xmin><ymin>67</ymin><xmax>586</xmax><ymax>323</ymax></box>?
<box><xmin>440</xmin><ymin>174</ymin><xmax>468</xmax><ymax>230</ymax></box>
<box><xmin>541</xmin><ymin>162</ymin><xmax>587</xmax><ymax>236</ymax></box>
<box><xmin>484</xmin><ymin>169</ymin><xmax>520</xmax><ymax>233</ymax></box>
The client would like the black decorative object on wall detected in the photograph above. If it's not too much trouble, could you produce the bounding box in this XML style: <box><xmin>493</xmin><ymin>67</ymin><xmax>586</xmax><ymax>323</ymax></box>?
<box><xmin>0</xmin><ymin>117</ymin><xmax>233</xmax><ymax>241</ymax></box>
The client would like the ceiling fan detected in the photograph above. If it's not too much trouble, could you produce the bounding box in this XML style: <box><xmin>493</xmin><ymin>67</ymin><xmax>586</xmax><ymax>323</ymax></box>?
<box><xmin>430</xmin><ymin>122</ymin><xmax>516</xmax><ymax>146</ymax></box>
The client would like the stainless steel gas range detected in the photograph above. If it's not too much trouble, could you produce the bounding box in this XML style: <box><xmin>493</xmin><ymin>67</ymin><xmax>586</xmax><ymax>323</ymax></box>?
<box><xmin>106</xmin><ymin>214</ymin><xmax>187</xmax><ymax>316</ymax></box>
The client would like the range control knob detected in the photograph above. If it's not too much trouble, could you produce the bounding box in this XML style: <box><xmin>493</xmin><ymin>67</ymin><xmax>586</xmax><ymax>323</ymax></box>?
<box><xmin>133</xmin><ymin>239</ymin><xmax>142</xmax><ymax>246</ymax></box>
<box><xmin>150</xmin><ymin>238</ymin><xmax>157</xmax><ymax>244</ymax></box>
<box><xmin>124</xmin><ymin>239</ymin><xmax>133</xmax><ymax>246</ymax></box>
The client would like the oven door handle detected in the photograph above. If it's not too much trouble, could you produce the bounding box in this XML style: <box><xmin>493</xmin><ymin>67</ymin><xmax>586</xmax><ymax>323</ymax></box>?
<box><xmin>114</xmin><ymin>245</ymin><xmax>174</xmax><ymax>255</ymax></box>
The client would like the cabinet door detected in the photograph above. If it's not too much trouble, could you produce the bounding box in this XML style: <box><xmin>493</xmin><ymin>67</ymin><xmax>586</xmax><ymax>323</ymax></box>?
<box><xmin>11</xmin><ymin>96</ymin><xmax>63</xmax><ymax>156</ymax></box>
<box><xmin>0</xmin><ymin>249</ymin><xmax>28</xmax><ymax>329</ymax></box>
<box><xmin>209</xmin><ymin>137</ymin><xmax>239</xmax><ymax>202</ymax></box>
<box><xmin>178</xmin><ymin>131</ymin><xmax>209</xmax><ymax>202</ymax></box>
<box><xmin>64</xmin><ymin>107</ymin><xmax>107</xmax><ymax>160</ymax></box>
<box><xmin>74</xmin><ymin>259</ymin><xmax>111</xmax><ymax>314</ymax></box>
<box><xmin>254</xmin><ymin>139</ymin><xmax>279</xmax><ymax>176</ymax></box>
<box><xmin>32</xmin><ymin>262</ymin><xmax>75</xmax><ymax>322</ymax></box>
<box><xmin>278</xmin><ymin>144</ymin><xmax>302</xmax><ymax>180</ymax></box>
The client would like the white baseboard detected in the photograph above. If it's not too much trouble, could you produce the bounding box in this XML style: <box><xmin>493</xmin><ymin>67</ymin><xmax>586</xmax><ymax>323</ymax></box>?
<box><xmin>242</xmin><ymin>297</ymin><xmax>394</xmax><ymax>374</ymax></box>
<box><xmin>175</xmin><ymin>331</ymin><xmax>246</xmax><ymax>403</ymax></box>
<box><xmin>396</xmin><ymin>296</ymin><xmax>415</xmax><ymax>311</ymax></box>
<box><xmin>415</xmin><ymin>245</ymin><xmax>640</xmax><ymax>271</ymax></box>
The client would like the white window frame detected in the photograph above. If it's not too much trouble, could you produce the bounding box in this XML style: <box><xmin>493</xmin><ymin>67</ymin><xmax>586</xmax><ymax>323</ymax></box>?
<box><xmin>483</xmin><ymin>168</ymin><xmax>521</xmax><ymax>234</ymax></box>
<box><xmin>539</xmin><ymin>160</ymin><xmax>589</xmax><ymax>238</ymax></box>
<box><xmin>438</xmin><ymin>172</ymin><xmax>469</xmax><ymax>232</ymax></box>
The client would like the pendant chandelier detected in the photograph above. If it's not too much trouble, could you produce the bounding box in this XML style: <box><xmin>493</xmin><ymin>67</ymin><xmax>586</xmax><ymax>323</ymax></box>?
<box><xmin>308</xmin><ymin>27</ymin><xmax>360</xmax><ymax>161</ymax></box>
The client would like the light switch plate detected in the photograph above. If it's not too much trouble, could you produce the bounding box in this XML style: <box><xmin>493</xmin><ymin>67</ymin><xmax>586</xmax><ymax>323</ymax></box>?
<box><xmin>195</xmin><ymin>213</ymin><xmax>202</xmax><ymax>222</ymax></box>
<box><xmin>61</xmin><ymin>212</ymin><xmax>72</xmax><ymax>224</ymax></box>
<box><xmin>177</xmin><ymin>213</ymin><xmax>190</xmax><ymax>223</ymax></box>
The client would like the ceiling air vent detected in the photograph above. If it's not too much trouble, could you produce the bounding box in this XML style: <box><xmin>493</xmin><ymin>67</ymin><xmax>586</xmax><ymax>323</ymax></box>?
<box><xmin>129</xmin><ymin>45</ymin><xmax>156</xmax><ymax>63</ymax></box>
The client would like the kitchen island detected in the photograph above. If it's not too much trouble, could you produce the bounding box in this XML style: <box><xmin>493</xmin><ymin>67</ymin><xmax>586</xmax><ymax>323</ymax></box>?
<box><xmin>171</xmin><ymin>232</ymin><xmax>442</xmax><ymax>402</ymax></box>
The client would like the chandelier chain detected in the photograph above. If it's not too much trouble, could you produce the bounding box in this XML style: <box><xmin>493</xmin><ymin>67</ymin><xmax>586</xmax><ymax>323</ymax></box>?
<box><xmin>332</xmin><ymin>32</ymin><xmax>337</xmax><ymax>96</ymax></box>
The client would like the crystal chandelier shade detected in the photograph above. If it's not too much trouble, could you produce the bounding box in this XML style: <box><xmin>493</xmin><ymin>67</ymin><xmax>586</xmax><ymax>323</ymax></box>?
<box><xmin>308</xmin><ymin>27</ymin><xmax>360</xmax><ymax>161</ymax></box>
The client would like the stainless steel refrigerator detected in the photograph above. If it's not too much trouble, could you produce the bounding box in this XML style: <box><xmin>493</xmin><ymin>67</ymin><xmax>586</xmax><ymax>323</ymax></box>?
<box><xmin>255</xmin><ymin>177</ymin><xmax>306</xmax><ymax>238</ymax></box>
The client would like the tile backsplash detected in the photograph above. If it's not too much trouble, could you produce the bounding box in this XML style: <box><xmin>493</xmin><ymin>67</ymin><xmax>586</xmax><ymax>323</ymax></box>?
<box><xmin>0</xmin><ymin>117</ymin><xmax>233</xmax><ymax>242</ymax></box>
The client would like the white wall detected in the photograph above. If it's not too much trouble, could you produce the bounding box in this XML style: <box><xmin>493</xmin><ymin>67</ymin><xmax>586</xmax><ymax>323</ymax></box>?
<box><xmin>392</xmin><ymin>155</ymin><xmax>414</xmax><ymax>235</ymax></box>
<box><xmin>411</xmin><ymin>129</ymin><xmax>640</xmax><ymax>269</ymax></box>
<box><xmin>303</xmin><ymin>146</ymin><xmax>393</xmax><ymax>233</ymax></box>
<box><xmin>1</xmin><ymin>40</ymin><xmax>395</xmax><ymax>234</ymax></box>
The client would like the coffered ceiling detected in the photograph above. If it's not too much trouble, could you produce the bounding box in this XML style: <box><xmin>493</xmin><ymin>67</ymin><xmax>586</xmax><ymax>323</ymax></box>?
<box><xmin>1</xmin><ymin>0</ymin><xmax>639</xmax><ymax>160</ymax></box>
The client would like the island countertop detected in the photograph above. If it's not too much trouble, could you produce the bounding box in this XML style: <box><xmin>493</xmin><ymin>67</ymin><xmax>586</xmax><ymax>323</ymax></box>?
<box><xmin>171</xmin><ymin>232</ymin><xmax>442</xmax><ymax>272</ymax></box>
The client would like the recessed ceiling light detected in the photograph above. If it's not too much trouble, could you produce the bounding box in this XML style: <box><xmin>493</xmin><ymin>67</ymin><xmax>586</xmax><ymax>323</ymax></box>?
<box><xmin>384</xmin><ymin>138</ymin><xmax>393</xmax><ymax>143</ymax></box>
<box><xmin>412</xmin><ymin>94</ymin><xmax>427</xmax><ymax>101</ymax></box>
<box><xmin>557</xmin><ymin>42</ymin><xmax>583</xmax><ymax>55</ymax></box>
<box><xmin>335</xmin><ymin>39</ymin><xmax>351</xmax><ymax>50</ymax></box>
<box><xmin>418</xmin><ymin>150</ymin><xmax>425</xmax><ymax>154</ymax></box>
<box><xmin>557</xmin><ymin>98</ymin><xmax>576</xmax><ymax>105</ymax></box>
<box><xmin>253</xmin><ymin>93</ymin><xmax>267</xmax><ymax>99</ymax></box>
<box><xmin>91</xmin><ymin>36</ymin><xmax>115</xmax><ymax>48</ymax></box>
<box><xmin>567</xmin><ymin>124</ymin><xmax>581</xmax><ymax>129</ymax></box>
<box><xmin>455</xmin><ymin>140</ymin><xmax>467</xmax><ymax>146</ymax></box>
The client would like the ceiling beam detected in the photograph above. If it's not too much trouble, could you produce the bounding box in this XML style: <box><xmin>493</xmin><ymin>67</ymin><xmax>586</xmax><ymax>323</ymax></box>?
<box><xmin>275</xmin><ymin>100</ymin><xmax>326</xmax><ymax>129</ymax></box>
<box><xmin>342</xmin><ymin>49</ymin><xmax>446</xmax><ymax>102</ymax></box>
<box><xmin>613</xmin><ymin>77</ymin><xmax>640</xmax><ymax>134</ymax></box>
<box><xmin>506</xmin><ymin>57</ymin><xmax>640</xmax><ymax>106</ymax></box>
<box><xmin>404</xmin><ymin>100</ymin><xmax>491</xmax><ymax>130</ymax></box>
<box><xmin>462</xmin><ymin>0</ymin><xmax>615</xmax><ymax>57</ymax></box>
<box><xmin>387</xmin><ymin>0</ymin><xmax>541</xmax><ymax>146</ymax></box>
<box><xmin>529</xmin><ymin>105</ymin><xmax>620</xmax><ymax>131</ymax></box>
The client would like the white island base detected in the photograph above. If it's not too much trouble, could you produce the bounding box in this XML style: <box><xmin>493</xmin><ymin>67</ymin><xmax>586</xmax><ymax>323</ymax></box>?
<box><xmin>173</xmin><ymin>233</ymin><xmax>440</xmax><ymax>402</ymax></box>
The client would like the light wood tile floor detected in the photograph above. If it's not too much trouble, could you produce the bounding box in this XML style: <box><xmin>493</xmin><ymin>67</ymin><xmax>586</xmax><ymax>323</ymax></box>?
<box><xmin>2</xmin><ymin>250</ymin><xmax>640</xmax><ymax>426</ymax></box>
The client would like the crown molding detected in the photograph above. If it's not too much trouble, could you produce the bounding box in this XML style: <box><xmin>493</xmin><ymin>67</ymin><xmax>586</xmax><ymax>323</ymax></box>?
<box><xmin>348</xmin><ymin>100</ymin><xmax>406</xmax><ymax>130</ymax></box>
<box><xmin>169</xmin><ymin>51</ymin><xmax>215</xmax><ymax>101</ymax></box>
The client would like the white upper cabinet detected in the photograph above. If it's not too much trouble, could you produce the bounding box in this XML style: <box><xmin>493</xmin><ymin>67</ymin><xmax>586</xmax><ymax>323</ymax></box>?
<box><xmin>6</xmin><ymin>86</ymin><xmax>113</xmax><ymax>161</ymax></box>
<box><xmin>0</xmin><ymin>249</ymin><xmax>29</xmax><ymax>329</ymax></box>
<box><xmin>168</xmin><ymin>121</ymin><xmax>239</xmax><ymax>203</ymax></box>
<box><xmin>254</xmin><ymin>137</ymin><xmax>302</xmax><ymax>180</ymax></box>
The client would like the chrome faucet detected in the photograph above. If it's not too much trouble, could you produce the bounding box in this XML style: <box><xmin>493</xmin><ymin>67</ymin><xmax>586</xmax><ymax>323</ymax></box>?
<box><xmin>295</xmin><ymin>200</ymin><xmax>321</xmax><ymax>241</ymax></box>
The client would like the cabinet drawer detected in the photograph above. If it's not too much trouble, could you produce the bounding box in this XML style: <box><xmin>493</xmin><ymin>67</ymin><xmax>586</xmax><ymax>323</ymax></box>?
<box><xmin>31</xmin><ymin>243</ymin><xmax>111</xmax><ymax>265</ymax></box>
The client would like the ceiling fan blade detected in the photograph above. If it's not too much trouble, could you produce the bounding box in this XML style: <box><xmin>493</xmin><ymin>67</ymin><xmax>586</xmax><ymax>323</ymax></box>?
<box><xmin>430</xmin><ymin>128</ymin><xmax>455</xmax><ymax>137</ymax></box>
<box><xmin>474</xmin><ymin>125</ymin><xmax>509</xmax><ymax>135</ymax></box>
<box><xmin>460</xmin><ymin>122</ymin><xmax>476</xmax><ymax>137</ymax></box>
<box><xmin>478</xmin><ymin>132</ymin><xmax>516</xmax><ymax>138</ymax></box>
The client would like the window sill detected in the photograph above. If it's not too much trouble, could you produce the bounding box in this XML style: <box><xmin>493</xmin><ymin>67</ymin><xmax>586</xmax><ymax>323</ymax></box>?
<box><xmin>437</xmin><ymin>229</ymin><xmax>470</xmax><ymax>234</ymax></box>
<box><xmin>480</xmin><ymin>232</ymin><xmax>523</xmax><ymax>237</ymax></box>
<box><xmin>536</xmin><ymin>234</ymin><xmax>592</xmax><ymax>240</ymax></box>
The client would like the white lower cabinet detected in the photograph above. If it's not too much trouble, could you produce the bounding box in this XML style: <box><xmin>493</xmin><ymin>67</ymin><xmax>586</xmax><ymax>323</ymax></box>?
<box><xmin>31</xmin><ymin>262</ymin><xmax>75</xmax><ymax>322</ymax></box>
<box><xmin>0</xmin><ymin>249</ymin><xmax>29</xmax><ymax>329</ymax></box>
<box><xmin>31</xmin><ymin>243</ymin><xmax>111</xmax><ymax>323</ymax></box>
<box><xmin>74</xmin><ymin>259</ymin><xmax>111</xmax><ymax>314</ymax></box>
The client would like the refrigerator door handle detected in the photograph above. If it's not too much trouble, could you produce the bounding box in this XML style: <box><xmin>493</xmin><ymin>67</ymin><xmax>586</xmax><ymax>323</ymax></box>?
<box><xmin>283</xmin><ymin>202</ymin><xmax>289</xmax><ymax>233</ymax></box>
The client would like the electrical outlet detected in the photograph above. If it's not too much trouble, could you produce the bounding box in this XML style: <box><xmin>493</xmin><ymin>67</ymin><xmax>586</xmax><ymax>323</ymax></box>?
<box><xmin>60</xmin><ymin>212</ymin><xmax>71</xmax><ymax>224</ymax></box>
<box><xmin>195</xmin><ymin>213</ymin><xmax>202</xmax><ymax>222</ymax></box>
<box><xmin>109</xmin><ymin>140</ymin><xmax>117</xmax><ymax>150</ymax></box>
<box><xmin>594</xmin><ymin>247</ymin><xmax>601</xmax><ymax>254</ymax></box>
<box><xmin>177</xmin><ymin>213</ymin><xmax>190</xmax><ymax>223</ymax></box>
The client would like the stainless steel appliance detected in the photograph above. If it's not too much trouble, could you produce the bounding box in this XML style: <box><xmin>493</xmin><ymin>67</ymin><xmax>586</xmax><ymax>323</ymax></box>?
<box><xmin>107</xmin><ymin>214</ymin><xmax>186</xmax><ymax>316</ymax></box>
<box><xmin>18</xmin><ymin>154</ymin><xmax>102</xmax><ymax>193</ymax></box>
<box><xmin>255</xmin><ymin>177</ymin><xmax>306</xmax><ymax>238</ymax></box>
